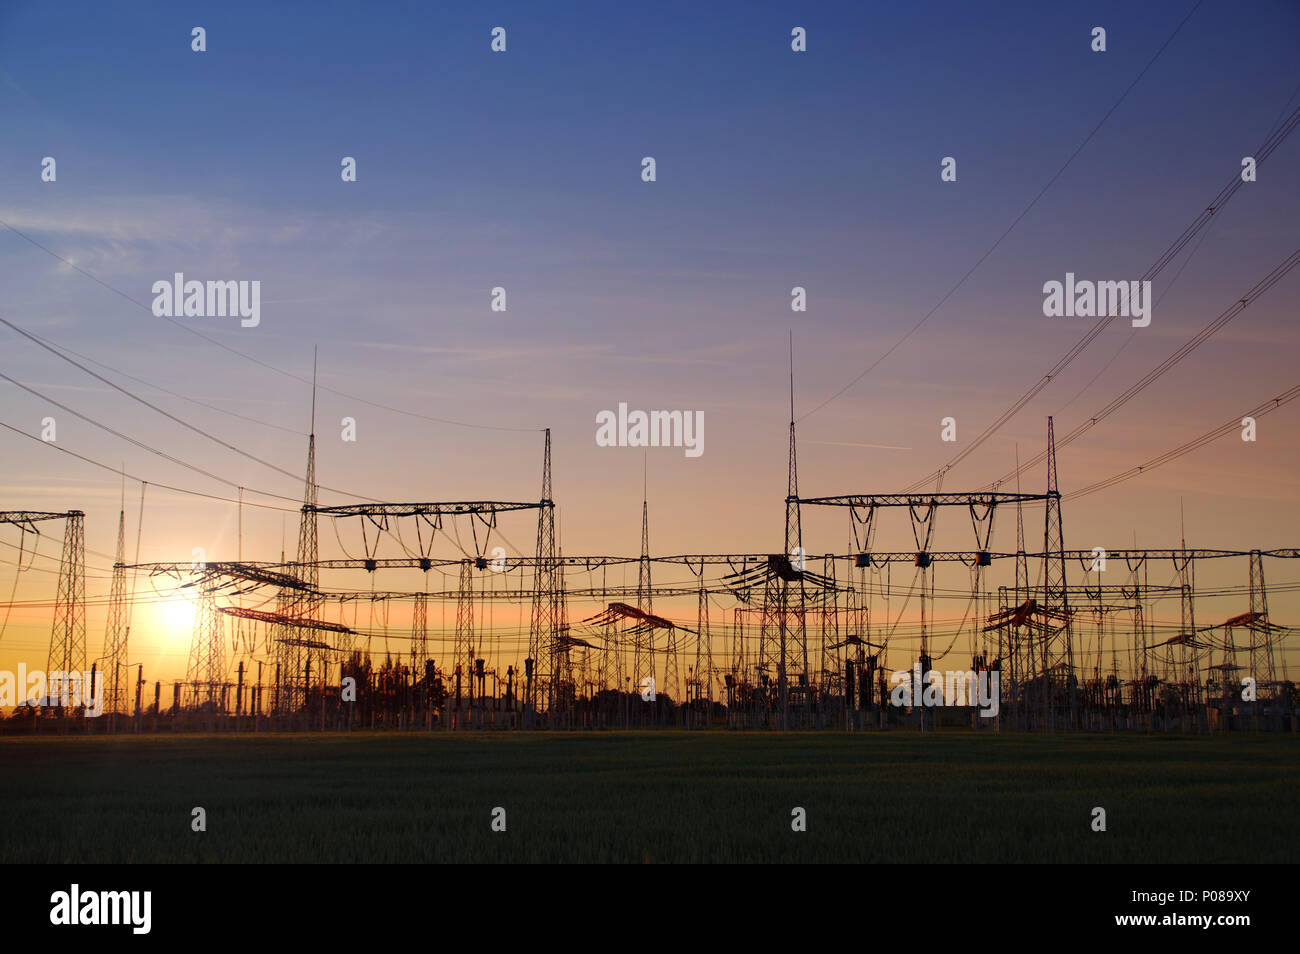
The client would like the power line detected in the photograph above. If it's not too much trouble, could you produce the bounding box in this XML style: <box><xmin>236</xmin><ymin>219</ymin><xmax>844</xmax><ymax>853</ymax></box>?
<box><xmin>0</xmin><ymin>527</ymin><xmax>117</xmax><ymax>569</ymax></box>
<box><xmin>988</xmin><ymin>246</ymin><xmax>1300</xmax><ymax>489</ymax></box>
<box><xmin>799</xmin><ymin>0</ymin><xmax>1207</xmax><ymax>422</ymax></box>
<box><xmin>0</xmin><ymin>221</ymin><xmax>543</xmax><ymax>434</ymax></box>
<box><xmin>0</xmin><ymin>314</ymin><xmax>376</xmax><ymax>501</ymax></box>
<box><xmin>1053</xmin><ymin>78</ymin><xmax>1300</xmax><ymax>417</ymax></box>
<box><xmin>0</xmin><ymin>416</ymin><xmax>299</xmax><ymax>511</ymax></box>
<box><xmin>903</xmin><ymin>102</ymin><xmax>1300</xmax><ymax>492</ymax></box>
<box><xmin>1066</xmin><ymin>382</ymin><xmax>1300</xmax><ymax>501</ymax></box>
<box><xmin>0</xmin><ymin>369</ymin><xmax>306</xmax><ymax>499</ymax></box>
<box><xmin>21</xmin><ymin>326</ymin><xmax>304</xmax><ymax>437</ymax></box>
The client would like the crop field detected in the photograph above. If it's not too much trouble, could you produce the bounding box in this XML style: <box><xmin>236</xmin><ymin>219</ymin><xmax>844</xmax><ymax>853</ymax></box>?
<box><xmin>0</xmin><ymin>731</ymin><xmax>1294</xmax><ymax>864</ymax></box>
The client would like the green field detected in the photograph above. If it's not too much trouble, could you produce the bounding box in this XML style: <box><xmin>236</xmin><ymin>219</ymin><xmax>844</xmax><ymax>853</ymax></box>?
<box><xmin>1</xmin><ymin>731</ymin><xmax>1294</xmax><ymax>863</ymax></box>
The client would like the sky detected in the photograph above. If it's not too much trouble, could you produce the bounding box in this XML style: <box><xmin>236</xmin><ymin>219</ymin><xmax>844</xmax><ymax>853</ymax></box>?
<box><xmin>0</xmin><ymin>0</ymin><xmax>1298</xmax><ymax>690</ymax></box>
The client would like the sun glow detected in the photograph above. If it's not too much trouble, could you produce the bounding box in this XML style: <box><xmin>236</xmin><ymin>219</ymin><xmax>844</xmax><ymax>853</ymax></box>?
<box><xmin>153</xmin><ymin>597</ymin><xmax>198</xmax><ymax>640</ymax></box>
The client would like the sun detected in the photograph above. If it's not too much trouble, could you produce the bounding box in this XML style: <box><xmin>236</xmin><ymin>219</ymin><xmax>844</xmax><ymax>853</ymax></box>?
<box><xmin>154</xmin><ymin>597</ymin><xmax>198</xmax><ymax>639</ymax></box>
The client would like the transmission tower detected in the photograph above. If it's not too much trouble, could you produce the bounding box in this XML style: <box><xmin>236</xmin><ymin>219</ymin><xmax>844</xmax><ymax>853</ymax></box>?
<box><xmin>276</xmin><ymin>358</ymin><xmax>321</xmax><ymax>716</ymax></box>
<box><xmin>1175</xmin><ymin>530</ymin><xmax>1201</xmax><ymax>724</ymax></box>
<box><xmin>102</xmin><ymin>508</ymin><xmax>130</xmax><ymax>717</ymax></box>
<box><xmin>780</xmin><ymin>370</ymin><xmax>808</xmax><ymax>727</ymax></box>
<box><xmin>759</xmin><ymin>360</ymin><xmax>808</xmax><ymax>729</ymax></box>
<box><xmin>185</xmin><ymin>571</ymin><xmax>225</xmax><ymax>709</ymax></box>
<box><xmin>662</xmin><ymin>623</ymin><xmax>680</xmax><ymax>704</ymax></box>
<box><xmin>1248</xmin><ymin>550</ymin><xmax>1276</xmax><ymax>713</ymax></box>
<box><xmin>1012</xmin><ymin>448</ymin><xmax>1029</xmax><ymax>727</ymax></box>
<box><xmin>554</xmin><ymin>556</ymin><xmax>574</xmax><ymax>711</ymax></box>
<box><xmin>410</xmin><ymin>591</ymin><xmax>429</xmax><ymax>675</ymax></box>
<box><xmin>695</xmin><ymin>573</ymin><xmax>713</xmax><ymax>706</ymax></box>
<box><xmin>527</xmin><ymin>428</ymin><xmax>559</xmax><ymax>713</ymax></box>
<box><xmin>819</xmin><ymin>555</ymin><xmax>839</xmax><ymax>693</ymax></box>
<box><xmin>455</xmin><ymin>560</ymin><xmax>474</xmax><ymax>691</ymax></box>
<box><xmin>45</xmin><ymin>511</ymin><xmax>86</xmax><ymax>707</ymax></box>
<box><xmin>1041</xmin><ymin>416</ymin><xmax>1075</xmax><ymax>728</ymax></box>
<box><xmin>634</xmin><ymin>495</ymin><xmax>655</xmax><ymax>694</ymax></box>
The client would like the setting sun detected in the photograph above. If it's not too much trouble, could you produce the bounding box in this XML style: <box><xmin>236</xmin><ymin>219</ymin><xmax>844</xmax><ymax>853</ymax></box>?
<box><xmin>152</xmin><ymin>597</ymin><xmax>197</xmax><ymax>641</ymax></box>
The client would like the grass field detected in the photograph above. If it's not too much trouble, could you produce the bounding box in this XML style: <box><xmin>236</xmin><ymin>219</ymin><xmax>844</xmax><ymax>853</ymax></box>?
<box><xmin>0</xmin><ymin>731</ymin><xmax>1294</xmax><ymax>863</ymax></box>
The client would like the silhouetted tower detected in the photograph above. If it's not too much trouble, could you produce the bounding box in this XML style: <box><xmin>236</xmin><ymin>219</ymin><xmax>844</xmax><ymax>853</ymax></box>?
<box><xmin>46</xmin><ymin>511</ymin><xmax>86</xmax><ymax>707</ymax></box>
<box><xmin>527</xmin><ymin>428</ymin><xmax>559</xmax><ymax>711</ymax></box>
<box><xmin>1041</xmin><ymin>416</ymin><xmax>1074</xmax><ymax>727</ymax></box>
<box><xmin>295</xmin><ymin>363</ymin><xmax>321</xmax><ymax>668</ymax></box>
<box><xmin>633</xmin><ymin>490</ymin><xmax>656</xmax><ymax>694</ymax></box>
<box><xmin>598</xmin><ymin>613</ymin><xmax>619</xmax><ymax>692</ymax></box>
<box><xmin>296</xmin><ymin>444</ymin><xmax>319</xmax><ymax>589</ymax></box>
<box><xmin>1247</xmin><ymin>550</ymin><xmax>1276</xmax><ymax>708</ymax></box>
<box><xmin>277</xmin><ymin>352</ymin><xmax>321</xmax><ymax>715</ymax></box>
<box><xmin>1012</xmin><ymin>447</ymin><xmax>1029</xmax><ymax>722</ymax></box>
<box><xmin>410</xmin><ymin>591</ymin><xmax>429</xmax><ymax>676</ymax></box>
<box><xmin>185</xmin><ymin>570</ymin><xmax>225</xmax><ymax>709</ymax></box>
<box><xmin>103</xmin><ymin>505</ymin><xmax>130</xmax><ymax>717</ymax></box>
<box><xmin>695</xmin><ymin>573</ymin><xmax>713</xmax><ymax>705</ymax></box>
<box><xmin>1176</xmin><ymin>514</ymin><xmax>1201</xmax><ymax>720</ymax></box>
<box><xmin>784</xmin><ymin>354</ymin><xmax>809</xmax><ymax>722</ymax></box>
<box><xmin>554</xmin><ymin>554</ymin><xmax>574</xmax><ymax>707</ymax></box>
<box><xmin>455</xmin><ymin>560</ymin><xmax>474</xmax><ymax>691</ymax></box>
<box><xmin>819</xmin><ymin>555</ymin><xmax>839</xmax><ymax>689</ymax></box>
<box><xmin>662</xmin><ymin>616</ymin><xmax>681</xmax><ymax>704</ymax></box>
<box><xmin>760</xmin><ymin>347</ymin><xmax>808</xmax><ymax>728</ymax></box>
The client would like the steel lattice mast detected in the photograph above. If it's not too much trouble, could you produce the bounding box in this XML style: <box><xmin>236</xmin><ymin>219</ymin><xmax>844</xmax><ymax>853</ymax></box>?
<box><xmin>1041</xmin><ymin>416</ymin><xmax>1075</xmax><ymax>728</ymax></box>
<box><xmin>410</xmin><ymin>591</ymin><xmax>428</xmax><ymax>676</ymax></box>
<box><xmin>185</xmin><ymin>570</ymin><xmax>225</xmax><ymax>710</ymax></box>
<box><xmin>274</xmin><ymin>353</ymin><xmax>320</xmax><ymax>718</ymax></box>
<box><xmin>0</xmin><ymin>512</ymin><xmax>87</xmax><ymax>710</ymax></box>
<box><xmin>455</xmin><ymin>560</ymin><xmax>474</xmax><ymax>701</ymax></box>
<box><xmin>527</xmin><ymin>428</ymin><xmax>558</xmax><ymax>715</ymax></box>
<box><xmin>103</xmin><ymin>507</ymin><xmax>130</xmax><ymax>717</ymax></box>
<box><xmin>52</xmin><ymin>514</ymin><xmax>87</xmax><ymax>708</ymax></box>
<box><xmin>761</xmin><ymin>348</ymin><xmax>808</xmax><ymax>728</ymax></box>
<box><xmin>1013</xmin><ymin>451</ymin><xmax>1030</xmax><ymax>728</ymax></box>
<box><xmin>633</xmin><ymin>494</ymin><xmax>654</xmax><ymax>694</ymax></box>
<box><xmin>1248</xmin><ymin>550</ymin><xmax>1277</xmax><ymax>726</ymax></box>
<box><xmin>44</xmin><ymin>511</ymin><xmax>86</xmax><ymax>709</ymax></box>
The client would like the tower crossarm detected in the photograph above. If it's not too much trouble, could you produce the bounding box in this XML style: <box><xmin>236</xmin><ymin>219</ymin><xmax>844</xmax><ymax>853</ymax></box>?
<box><xmin>311</xmin><ymin>501</ymin><xmax>543</xmax><ymax>517</ymax></box>
<box><xmin>796</xmin><ymin>493</ymin><xmax>1047</xmax><ymax>508</ymax></box>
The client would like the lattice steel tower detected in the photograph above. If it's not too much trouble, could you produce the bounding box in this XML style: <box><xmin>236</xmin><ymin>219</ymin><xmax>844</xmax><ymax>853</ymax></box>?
<box><xmin>103</xmin><ymin>507</ymin><xmax>130</xmax><ymax>716</ymax></box>
<box><xmin>633</xmin><ymin>494</ymin><xmax>654</xmax><ymax>693</ymax></box>
<box><xmin>760</xmin><ymin>350</ymin><xmax>808</xmax><ymax>728</ymax></box>
<box><xmin>527</xmin><ymin>428</ymin><xmax>559</xmax><ymax>711</ymax></box>
<box><xmin>46</xmin><ymin>511</ymin><xmax>86</xmax><ymax>706</ymax></box>
<box><xmin>277</xmin><ymin>354</ymin><xmax>321</xmax><ymax>715</ymax></box>
<box><xmin>410</xmin><ymin>591</ymin><xmax>429</xmax><ymax>675</ymax></box>
<box><xmin>1041</xmin><ymin>417</ymin><xmax>1074</xmax><ymax>727</ymax></box>
<box><xmin>185</xmin><ymin>570</ymin><xmax>225</xmax><ymax>708</ymax></box>
<box><xmin>455</xmin><ymin>560</ymin><xmax>475</xmax><ymax>684</ymax></box>
<box><xmin>1248</xmin><ymin>550</ymin><xmax>1276</xmax><ymax>701</ymax></box>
